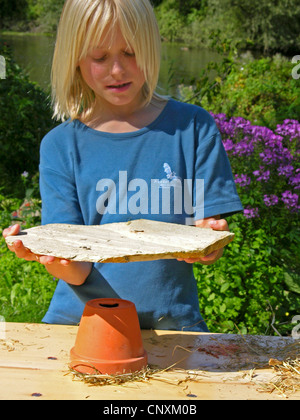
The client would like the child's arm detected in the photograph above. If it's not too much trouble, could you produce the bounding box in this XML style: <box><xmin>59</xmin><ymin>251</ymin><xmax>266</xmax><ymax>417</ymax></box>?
<box><xmin>3</xmin><ymin>224</ymin><xmax>92</xmax><ymax>285</ymax></box>
<box><xmin>177</xmin><ymin>215</ymin><xmax>229</xmax><ymax>265</ymax></box>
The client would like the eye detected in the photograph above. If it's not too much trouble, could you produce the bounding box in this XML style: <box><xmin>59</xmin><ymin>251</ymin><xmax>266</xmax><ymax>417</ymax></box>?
<box><xmin>93</xmin><ymin>54</ymin><xmax>107</xmax><ymax>62</ymax></box>
<box><xmin>123</xmin><ymin>50</ymin><xmax>135</xmax><ymax>58</ymax></box>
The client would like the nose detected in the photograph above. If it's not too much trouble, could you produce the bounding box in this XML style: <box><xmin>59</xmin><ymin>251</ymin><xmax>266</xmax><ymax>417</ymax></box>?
<box><xmin>110</xmin><ymin>56</ymin><xmax>125</xmax><ymax>77</ymax></box>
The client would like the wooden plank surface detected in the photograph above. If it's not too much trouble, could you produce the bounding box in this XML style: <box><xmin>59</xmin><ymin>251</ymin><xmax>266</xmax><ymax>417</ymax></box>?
<box><xmin>0</xmin><ymin>323</ymin><xmax>299</xmax><ymax>400</ymax></box>
<box><xmin>5</xmin><ymin>219</ymin><xmax>234</xmax><ymax>263</ymax></box>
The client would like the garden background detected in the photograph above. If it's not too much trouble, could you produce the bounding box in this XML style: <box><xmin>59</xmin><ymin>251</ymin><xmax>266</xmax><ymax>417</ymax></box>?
<box><xmin>0</xmin><ymin>0</ymin><xmax>299</xmax><ymax>336</ymax></box>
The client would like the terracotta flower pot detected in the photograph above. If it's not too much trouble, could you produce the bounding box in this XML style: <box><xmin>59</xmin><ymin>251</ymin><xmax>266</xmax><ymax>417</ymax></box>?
<box><xmin>69</xmin><ymin>298</ymin><xmax>148</xmax><ymax>375</ymax></box>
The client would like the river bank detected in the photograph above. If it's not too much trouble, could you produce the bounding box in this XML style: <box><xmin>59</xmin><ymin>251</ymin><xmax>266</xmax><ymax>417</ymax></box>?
<box><xmin>0</xmin><ymin>31</ymin><xmax>222</xmax><ymax>96</ymax></box>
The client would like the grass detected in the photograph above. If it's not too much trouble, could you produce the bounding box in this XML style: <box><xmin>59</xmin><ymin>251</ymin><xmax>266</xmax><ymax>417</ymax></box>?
<box><xmin>0</xmin><ymin>221</ymin><xmax>57</xmax><ymax>323</ymax></box>
<box><xmin>0</xmin><ymin>192</ymin><xmax>57</xmax><ymax>323</ymax></box>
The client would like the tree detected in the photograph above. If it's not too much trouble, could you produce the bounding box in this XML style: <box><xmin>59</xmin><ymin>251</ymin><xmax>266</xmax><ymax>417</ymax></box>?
<box><xmin>0</xmin><ymin>0</ymin><xmax>28</xmax><ymax>27</ymax></box>
<box><xmin>178</xmin><ymin>0</ymin><xmax>206</xmax><ymax>15</ymax></box>
<box><xmin>208</xmin><ymin>0</ymin><xmax>300</xmax><ymax>54</ymax></box>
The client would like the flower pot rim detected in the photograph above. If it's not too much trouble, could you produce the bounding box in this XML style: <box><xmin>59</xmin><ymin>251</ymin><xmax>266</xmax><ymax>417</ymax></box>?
<box><xmin>70</xmin><ymin>346</ymin><xmax>148</xmax><ymax>375</ymax></box>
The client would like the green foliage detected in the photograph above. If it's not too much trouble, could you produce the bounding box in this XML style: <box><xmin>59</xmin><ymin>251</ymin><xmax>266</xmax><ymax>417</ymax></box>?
<box><xmin>0</xmin><ymin>245</ymin><xmax>57</xmax><ymax>322</ymax></box>
<box><xmin>195</xmin><ymin>214</ymin><xmax>299</xmax><ymax>336</ymax></box>
<box><xmin>211</xmin><ymin>56</ymin><xmax>300</xmax><ymax>129</ymax></box>
<box><xmin>0</xmin><ymin>43</ymin><xmax>57</xmax><ymax>198</ymax></box>
<box><xmin>180</xmin><ymin>44</ymin><xmax>300</xmax><ymax>336</ymax></box>
<box><xmin>192</xmin><ymin>106</ymin><xmax>300</xmax><ymax>336</ymax></box>
<box><xmin>155</xmin><ymin>0</ymin><xmax>208</xmax><ymax>45</ymax></box>
<box><xmin>28</xmin><ymin>0</ymin><xmax>65</xmax><ymax>32</ymax></box>
<box><xmin>0</xmin><ymin>192</ymin><xmax>57</xmax><ymax>323</ymax></box>
<box><xmin>0</xmin><ymin>43</ymin><xmax>57</xmax><ymax>323</ymax></box>
<box><xmin>0</xmin><ymin>0</ymin><xmax>28</xmax><ymax>29</ymax></box>
<box><xmin>155</xmin><ymin>0</ymin><xmax>300</xmax><ymax>54</ymax></box>
<box><xmin>0</xmin><ymin>0</ymin><xmax>65</xmax><ymax>32</ymax></box>
<box><xmin>209</xmin><ymin>0</ymin><xmax>300</xmax><ymax>54</ymax></box>
<box><xmin>180</xmin><ymin>51</ymin><xmax>300</xmax><ymax>130</ymax></box>
<box><xmin>155</xmin><ymin>1</ymin><xmax>185</xmax><ymax>42</ymax></box>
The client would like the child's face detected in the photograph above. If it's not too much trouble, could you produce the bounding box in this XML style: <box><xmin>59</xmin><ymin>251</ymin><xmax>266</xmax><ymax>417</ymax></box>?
<box><xmin>79</xmin><ymin>25</ymin><xmax>146</xmax><ymax>113</ymax></box>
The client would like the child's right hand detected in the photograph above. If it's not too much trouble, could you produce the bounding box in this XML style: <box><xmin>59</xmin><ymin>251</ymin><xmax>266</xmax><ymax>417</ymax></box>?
<box><xmin>3</xmin><ymin>224</ymin><xmax>92</xmax><ymax>285</ymax></box>
<box><xmin>2</xmin><ymin>224</ymin><xmax>70</xmax><ymax>266</ymax></box>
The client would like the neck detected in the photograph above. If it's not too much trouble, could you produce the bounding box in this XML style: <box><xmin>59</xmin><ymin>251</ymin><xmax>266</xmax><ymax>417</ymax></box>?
<box><xmin>80</xmin><ymin>96</ymin><xmax>168</xmax><ymax>134</ymax></box>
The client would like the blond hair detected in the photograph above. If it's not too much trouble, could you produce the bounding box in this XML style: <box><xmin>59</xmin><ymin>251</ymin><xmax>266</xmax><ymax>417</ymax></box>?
<box><xmin>51</xmin><ymin>0</ymin><xmax>162</xmax><ymax>121</ymax></box>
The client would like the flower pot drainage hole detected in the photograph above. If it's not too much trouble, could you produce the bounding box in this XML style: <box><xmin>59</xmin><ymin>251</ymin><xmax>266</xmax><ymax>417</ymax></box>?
<box><xmin>99</xmin><ymin>303</ymin><xmax>119</xmax><ymax>308</ymax></box>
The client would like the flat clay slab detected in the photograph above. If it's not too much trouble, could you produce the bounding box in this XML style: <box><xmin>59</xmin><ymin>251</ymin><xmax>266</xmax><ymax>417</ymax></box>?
<box><xmin>5</xmin><ymin>219</ymin><xmax>234</xmax><ymax>263</ymax></box>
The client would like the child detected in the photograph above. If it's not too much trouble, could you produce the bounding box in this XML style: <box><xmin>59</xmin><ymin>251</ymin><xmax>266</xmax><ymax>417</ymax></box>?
<box><xmin>3</xmin><ymin>0</ymin><xmax>243</xmax><ymax>331</ymax></box>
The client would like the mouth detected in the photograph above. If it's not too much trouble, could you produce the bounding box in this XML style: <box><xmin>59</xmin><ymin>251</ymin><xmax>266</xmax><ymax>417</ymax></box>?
<box><xmin>106</xmin><ymin>82</ymin><xmax>132</xmax><ymax>91</ymax></box>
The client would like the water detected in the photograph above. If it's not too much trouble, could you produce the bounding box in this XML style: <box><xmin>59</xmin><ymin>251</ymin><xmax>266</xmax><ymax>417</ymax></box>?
<box><xmin>1</xmin><ymin>33</ymin><xmax>220</xmax><ymax>97</ymax></box>
<box><xmin>1</xmin><ymin>33</ymin><xmax>55</xmax><ymax>91</ymax></box>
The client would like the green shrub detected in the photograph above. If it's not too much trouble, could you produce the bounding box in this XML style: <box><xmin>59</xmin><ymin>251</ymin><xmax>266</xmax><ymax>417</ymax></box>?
<box><xmin>195</xmin><ymin>214</ymin><xmax>299</xmax><ymax>336</ymax></box>
<box><xmin>205</xmin><ymin>57</ymin><xmax>300</xmax><ymax>129</ymax></box>
<box><xmin>195</xmin><ymin>114</ymin><xmax>299</xmax><ymax>336</ymax></box>
<box><xmin>180</xmin><ymin>56</ymin><xmax>300</xmax><ymax>130</ymax></box>
<box><xmin>0</xmin><ymin>42</ymin><xmax>57</xmax><ymax>198</ymax></box>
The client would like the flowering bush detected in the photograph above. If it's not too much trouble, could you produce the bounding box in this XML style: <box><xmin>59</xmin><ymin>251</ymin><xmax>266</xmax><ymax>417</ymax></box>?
<box><xmin>213</xmin><ymin>114</ymin><xmax>300</xmax><ymax>217</ymax></box>
<box><xmin>195</xmin><ymin>114</ymin><xmax>300</xmax><ymax>336</ymax></box>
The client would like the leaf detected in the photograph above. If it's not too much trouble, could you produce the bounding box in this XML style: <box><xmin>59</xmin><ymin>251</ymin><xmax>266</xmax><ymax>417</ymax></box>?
<box><xmin>207</xmin><ymin>293</ymin><xmax>216</xmax><ymax>302</ymax></box>
<box><xmin>220</xmin><ymin>282</ymin><xmax>230</xmax><ymax>293</ymax></box>
<box><xmin>221</xmin><ymin>320</ymin><xmax>234</xmax><ymax>331</ymax></box>
<box><xmin>284</xmin><ymin>271</ymin><xmax>300</xmax><ymax>295</ymax></box>
<box><xmin>10</xmin><ymin>283</ymin><xmax>20</xmax><ymax>306</ymax></box>
<box><xmin>219</xmin><ymin>303</ymin><xmax>226</xmax><ymax>313</ymax></box>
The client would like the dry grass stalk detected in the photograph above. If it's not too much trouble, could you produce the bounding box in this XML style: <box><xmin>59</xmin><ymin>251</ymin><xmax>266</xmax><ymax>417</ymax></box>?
<box><xmin>261</xmin><ymin>357</ymin><xmax>300</xmax><ymax>398</ymax></box>
<box><xmin>68</xmin><ymin>365</ymin><xmax>172</xmax><ymax>387</ymax></box>
<box><xmin>68</xmin><ymin>364</ymin><xmax>210</xmax><ymax>389</ymax></box>
<box><xmin>255</xmin><ymin>339</ymin><xmax>300</xmax><ymax>398</ymax></box>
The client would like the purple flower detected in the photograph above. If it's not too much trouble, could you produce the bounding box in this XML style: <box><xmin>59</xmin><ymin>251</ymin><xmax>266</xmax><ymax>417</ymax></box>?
<box><xmin>233</xmin><ymin>139</ymin><xmax>254</xmax><ymax>156</ymax></box>
<box><xmin>244</xmin><ymin>207</ymin><xmax>259</xmax><ymax>219</ymax></box>
<box><xmin>277</xmin><ymin>164</ymin><xmax>294</xmax><ymax>177</ymax></box>
<box><xmin>210</xmin><ymin>112</ymin><xmax>227</xmax><ymax>124</ymax></box>
<box><xmin>211</xmin><ymin>113</ymin><xmax>300</xmax><ymax>216</ymax></box>
<box><xmin>289</xmin><ymin>170</ymin><xmax>300</xmax><ymax>190</ymax></box>
<box><xmin>261</xmin><ymin>146</ymin><xmax>293</xmax><ymax>166</ymax></box>
<box><xmin>234</xmin><ymin>174</ymin><xmax>251</xmax><ymax>187</ymax></box>
<box><xmin>276</xmin><ymin>120</ymin><xmax>300</xmax><ymax>140</ymax></box>
<box><xmin>253</xmin><ymin>167</ymin><xmax>270</xmax><ymax>182</ymax></box>
<box><xmin>250</xmin><ymin>125</ymin><xmax>273</xmax><ymax>141</ymax></box>
<box><xmin>263</xmin><ymin>194</ymin><xmax>279</xmax><ymax>207</ymax></box>
<box><xmin>281</xmin><ymin>191</ymin><xmax>299</xmax><ymax>211</ymax></box>
<box><xmin>223</xmin><ymin>138</ymin><xmax>234</xmax><ymax>152</ymax></box>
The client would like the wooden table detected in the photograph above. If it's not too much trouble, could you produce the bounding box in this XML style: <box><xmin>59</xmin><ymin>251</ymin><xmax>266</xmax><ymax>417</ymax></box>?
<box><xmin>0</xmin><ymin>322</ymin><xmax>299</xmax><ymax>401</ymax></box>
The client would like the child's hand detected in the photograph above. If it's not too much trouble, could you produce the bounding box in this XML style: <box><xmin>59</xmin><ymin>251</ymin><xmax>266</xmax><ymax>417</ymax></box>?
<box><xmin>3</xmin><ymin>224</ymin><xmax>92</xmax><ymax>285</ymax></box>
<box><xmin>177</xmin><ymin>217</ymin><xmax>229</xmax><ymax>265</ymax></box>
<box><xmin>2</xmin><ymin>224</ymin><xmax>71</xmax><ymax>266</ymax></box>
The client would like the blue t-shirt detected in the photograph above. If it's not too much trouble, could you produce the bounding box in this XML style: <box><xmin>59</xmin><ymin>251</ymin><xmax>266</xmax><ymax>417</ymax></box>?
<box><xmin>39</xmin><ymin>99</ymin><xmax>243</xmax><ymax>331</ymax></box>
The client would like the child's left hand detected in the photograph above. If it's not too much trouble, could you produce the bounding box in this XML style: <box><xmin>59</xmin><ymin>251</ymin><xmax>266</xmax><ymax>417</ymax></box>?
<box><xmin>177</xmin><ymin>216</ymin><xmax>229</xmax><ymax>265</ymax></box>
